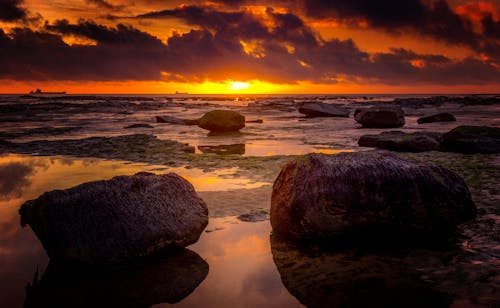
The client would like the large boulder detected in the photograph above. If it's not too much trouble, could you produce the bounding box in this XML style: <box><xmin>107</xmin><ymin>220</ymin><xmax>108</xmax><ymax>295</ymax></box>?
<box><xmin>270</xmin><ymin>152</ymin><xmax>476</xmax><ymax>241</ymax></box>
<box><xmin>198</xmin><ymin>110</ymin><xmax>245</xmax><ymax>132</ymax></box>
<box><xmin>417</xmin><ymin>112</ymin><xmax>456</xmax><ymax>124</ymax></box>
<box><xmin>19</xmin><ymin>172</ymin><xmax>208</xmax><ymax>264</ymax></box>
<box><xmin>441</xmin><ymin>125</ymin><xmax>500</xmax><ymax>154</ymax></box>
<box><xmin>358</xmin><ymin>131</ymin><xmax>442</xmax><ymax>152</ymax></box>
<box><xmin>298</xmin><ymin>102</ymin><xmax>349</xmax><ymax>118</ymax></box>
<box><xmin>354</xmin><ymin>106</ymin><xmax>405</xmax><ymax>128</ymax></box>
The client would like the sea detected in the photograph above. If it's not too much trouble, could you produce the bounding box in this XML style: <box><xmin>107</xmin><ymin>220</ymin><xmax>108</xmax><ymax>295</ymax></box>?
<box><xmin>0</xmin><ymin>94</ymin><xmax>499</xmax><ymax>307</ymax></box>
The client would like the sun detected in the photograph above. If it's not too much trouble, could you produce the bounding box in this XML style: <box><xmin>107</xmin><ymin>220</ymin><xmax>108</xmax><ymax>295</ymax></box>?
<box><xmin>228</xmin><ymin>81</ymin><xmax>250</xmax><ymax>91</ymax></box>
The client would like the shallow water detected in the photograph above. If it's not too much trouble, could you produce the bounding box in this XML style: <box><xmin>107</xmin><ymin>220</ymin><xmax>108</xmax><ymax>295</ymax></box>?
<box><xmin>2</xmin><ymin>94</ymin><xmax>498</xmax><ymax>157</ymax></box>
<box><xmin>0</xmin><ymin>154</ymin><xmax>303</xmax><ymax>307</ymax></box>
<box><xmin>1</xmin><ymin>94</ymin><xmax>499</xmax><ymax>307</ymax></box>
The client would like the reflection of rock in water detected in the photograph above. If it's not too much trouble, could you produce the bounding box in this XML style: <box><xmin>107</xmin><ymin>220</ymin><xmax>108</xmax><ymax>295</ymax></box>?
<box><xmin>24</xmin><ymin>249</ymin><xmax>209</xmax><ymax>308</ymax></box>
<box><xmin>198</xmin><ymin>144</ymin><xmax>245</xmax><ymax>155</ymax></box>
<box><xmin>270</xmin><ymin>235</ymin><xmax>452</xmax><ymax>308</ymax></box>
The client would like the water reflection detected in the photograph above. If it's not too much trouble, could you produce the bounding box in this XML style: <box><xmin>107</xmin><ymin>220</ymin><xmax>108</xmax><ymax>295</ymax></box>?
<box><xmin>24</xmin><ymin>249</ymin><xmax>209</xmax><ymax>308</ymax></box>
<box><xmin>270</xmin><ymin>236</ymin><xmax>452</xmax><ymax>308</ymax></box>
<box><xmin>198</xmin><ymin>144</ymin><xmax>246</xmax><ymax>155</ymax></box>
<box><xmin>0</xmin><ymin>161</ymin><xmax>38</xmax><ymax>201</ymax></box>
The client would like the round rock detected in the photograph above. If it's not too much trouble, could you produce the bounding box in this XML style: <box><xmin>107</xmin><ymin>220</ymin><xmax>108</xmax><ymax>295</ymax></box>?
<box><xmin>354</xmin><ymin>106</ymin><xmax>405</xmax><ymax>128</ymax></box>
<box><xmin>271</xmin><ymin>152</ymin><xmax>476</xmax><ymax>241</ymax></box>
<box><xmin>198</xmin><ymin>110</ymin><xmax>245</xmax><ymax>132</ymax></box>
<box><xmin>19</xmin><ymin>172</ymin><xmax>208</xmax><ymax>264</ymax></box>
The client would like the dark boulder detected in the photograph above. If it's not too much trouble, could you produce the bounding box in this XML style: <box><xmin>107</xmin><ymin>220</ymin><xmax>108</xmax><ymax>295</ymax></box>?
<box><xmin>417</xmin><ymin>113</ymin><xmax>456</xmax><ymax>124</ymax></box>
<box><xmin>20</xmin><ymin>172</ymin><xmax>208</xmax><ymax>264</ymax></box>
<box><xmin>441</xmin><ymin>125</ymin><xmax>500</xmax><ymax>154</ymax></box>
<box><xmin>358</xmin><ymin>131</ymin><xmax>442</xmax><ymax>152</ymax></box>
<box><xmin>298</xmin><ymin>102</ymin><xmax>349</xmax><ymax>118</ymax></box>
<box><xmin>354</xmin><ymin>106</ymin><xmax>405</xmax><ymax>128</ymax></box>
<box><xmin>271</xmin><ymin>152</ymin><xmax>475</xmax><ymax>241</ymax></box>
<box><xmin>198</xmin><ymin>110</ymin><xmax>245</xmax><ymax>133</ymax></box>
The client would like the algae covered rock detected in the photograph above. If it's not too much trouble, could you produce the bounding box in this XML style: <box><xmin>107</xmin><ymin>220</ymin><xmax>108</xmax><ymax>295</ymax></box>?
<box><xmin>198</xmin><ymin>110</ymin><xmax>245</xmax><ymax>132</ymax></box>
<box><xmin>358</xmin><ymin>131</ymin><xmax>441</xmax><ymax>152</ymax></box>
<box><xmin>354</xmin><ymin>106</ymin><xmax>405</xmax><ymax>128</ymax></box>
<box><xmin>298</xmin><ymin>102</ymin><xmax>349</xmax><ymax>117</ymax></box>
<box><xmin>20</xmin><ymin>172</ymin><xmax>208</xmax><ymax>264</ymax></box>
<box><xmin>270</xmin><ymin>152</ymin><xmax>476</xmax><ymax>241</ymax></box>
<box><xmin>441</xmin><ymin>125</ymin><xmax>500</xmax><ymax>153</ymax></box>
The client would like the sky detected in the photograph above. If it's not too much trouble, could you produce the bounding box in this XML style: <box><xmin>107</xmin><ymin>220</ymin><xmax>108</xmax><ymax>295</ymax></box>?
<box><xmin>0</xmin><ymin>0</ymin><xmax>499</xmax><ymax>94</ymax></box>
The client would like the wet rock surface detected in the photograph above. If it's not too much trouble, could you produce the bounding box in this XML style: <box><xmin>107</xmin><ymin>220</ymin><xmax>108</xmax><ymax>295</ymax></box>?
<box><xmin>358</xmin><ymin>131</ymin><xmax>442</xmax><ymax>152</ymax></box>
<box><xmin>24</xmin><ymin>249</ymin><xmax>209</xmax><ymax>307</ymax></box>
<box><xmin>0</xmin><ymin>134</ymin><xmax>196</xmax><ymax>162</ymax></box>
<box><xmin>417</xmin><ymin>112</ymin><xmax>456</xmax><ymax>124</ymax></box>
<box><xmin>20</xmin><ymin>172</ymin><xmax>209</xmax><ymax>264</ymax></box>
<box><xmin>441</xmin><ymin>125</ymin><xmax>500</xmax><ymax>154</ymax></box>
<box><xmin>298</xmin><ymin>102</ymin><xmax>349</xmax><ymax>118</ymax></box>
<box><xmin>237</xmin><ymin>209</ymin><xmax>269</xmax><ymax>222</ymax></box>
<box><xmin>124</xmin><ymin>123</ymin><xmax>154</xmax><ymax>129</ymax></box>
<box><xmin>198</xmin><ymin>110</ymin><xmax>245</xmax><ymax>132</ymax></box>
<box><xmin>271</xmin><ymin>152</ymin><xmax>476</xmax><ymax>241</ymax></box>
<box><xmin>354</xmin><ymin>106</ymin><xmax>405</xmax><ymax>128</ymax></box>
<box><xmin>156</xmin><ymin>115</ymin><xmax>200</xmax><ymax>125</ymax></box>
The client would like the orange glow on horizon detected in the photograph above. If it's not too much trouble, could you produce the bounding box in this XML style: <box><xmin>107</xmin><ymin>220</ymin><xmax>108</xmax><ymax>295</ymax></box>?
<box><xmin>1</xmin><ymin>79</ymin><xmax>500</xmax><ymax>95</ymax></box>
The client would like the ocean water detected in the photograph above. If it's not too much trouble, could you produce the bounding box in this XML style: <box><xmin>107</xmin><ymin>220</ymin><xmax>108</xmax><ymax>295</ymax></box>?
<box><xmin>0</xmin><ymin>94</ymin><xmax>499</xmax><ymax>307</ymax></box>
<box><xmin>1</xmin><ymin>94</ymin><xmax>498</xmax><ymax>156</ymax></box>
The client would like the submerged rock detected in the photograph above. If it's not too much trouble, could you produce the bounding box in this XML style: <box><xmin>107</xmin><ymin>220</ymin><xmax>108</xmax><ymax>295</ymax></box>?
<box><xmin>124</xmin><ymin>123</ymin><xmax>154</xmax><ymax>129</ymax></box>
<box><xmin>198</xmin><ymin>144</ymin><xmax>245</xmax><ymax>155</ymax></box>
<box><xmin>417</xmin><ymin>112</ymin><xmax>456</xmax><ymax>124</ymax></box>
<box><xmin>358</xmin><ymin>131</ymin><xmax>442</xmax><ymax>152</ymax></box>
<box><xmin>441</xmin><ymin>125</ymin><xmax>500</xmax><ymax>154</ymax></box>
<box><xmin>298</xmin><ymin>102</ymin><xmax>349</xmax><ymax>118</ymax></box>
<box><xmin>20</xmin><ymin>172</ymin><xmax>208</xmax><ymax>264</ymax></box>
<box><xmin>354</xmin><ymin>106</ymin><xmax>405</xmax><ymax>128</ymax></box>
<box><xmin>271</xmin><ymin>152</ymin><xmax>476</xmax><ymax>241</ymax></box>
<box><xmin>24</xmin><ymin>249</ymin><xmax>209</xmax><ymax>307</ymax></box>
<box><xmin>156</xmin><ymin>116</ymin><xmax>199</xmax><ymax>125</ymax></box>
<box><xmin>246</xmin><ymin>119</ymin><xmax>263</xmax><ymax>123</ymax></box>
<box><xmin>198</xmin><ymin>110</ymin><xmax>245</xmax><ymax>132</ymax></box>
<box><xmin>237</xmin><ymin>209</ymin><xmax>269</xmax><ymax>222</ymax></box>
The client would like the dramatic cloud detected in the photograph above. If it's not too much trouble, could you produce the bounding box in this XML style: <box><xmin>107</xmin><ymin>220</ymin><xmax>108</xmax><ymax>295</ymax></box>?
<box><xmin>0</xmin><ymin>1</ymin><xmax>499</xmax><ymax>85</ymax></box>
<box><xmin>0</xmin><ymin>23</ymin><xmax>167</xmax><ymax>80</ymax></box>
<box><xmin>86</xmin><ymin>0</ymin><xmax>124</xmax><ymax>11</ymax></box>
<box><xmin>0</xmin><ymin>0</ymin><xmax>27</xmax><ymax>21</ymax></box>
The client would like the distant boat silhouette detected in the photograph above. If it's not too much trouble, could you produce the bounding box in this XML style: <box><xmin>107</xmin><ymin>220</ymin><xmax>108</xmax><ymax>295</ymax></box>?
<box><xmin>29</xmin><ymin>88</ymin><xmax>67</xmax><ymax>96</ymax></box>
<box><xmin>174</xmin><ymin>91</ymin><xmax>188</xmax><ymax>95</ymax></box>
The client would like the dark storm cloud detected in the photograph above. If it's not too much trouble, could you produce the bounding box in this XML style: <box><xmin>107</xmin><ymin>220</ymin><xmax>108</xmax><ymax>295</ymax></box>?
<box><xmin>0</xmin><ymin>0</ymin><xmax>27</xmax><ymax>21</ymax></box>
<box><xmin>482</xmin><ymin>14</ymin><xmax>500</xmax><ymax>39</ymax></box>
<box><xmin>0</xmin><ymin>5</ymin><xmax>499</xmax><ymax>84</ymax></box>
<box><xmin>45</xmin><ymin>19</ymin><xmax>164</xmax><ymax>46</ymax></box>
<box><xmin>0</xmin><ymin>23</ymin><xmax>167</xmax><ymax>80</ymax></box>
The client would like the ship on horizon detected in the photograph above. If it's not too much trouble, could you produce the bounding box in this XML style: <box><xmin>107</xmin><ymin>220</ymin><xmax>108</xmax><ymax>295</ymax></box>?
<box><xmin>28</xmin><ymin>88</ymin><xmax>67</xmax><ymax>97</ymax></box>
